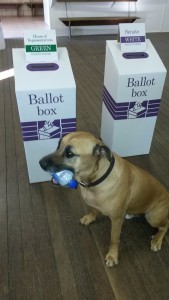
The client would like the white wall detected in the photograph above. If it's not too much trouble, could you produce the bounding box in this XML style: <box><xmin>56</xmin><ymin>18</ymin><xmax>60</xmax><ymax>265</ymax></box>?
<box><xmin>43</xmin><ymin>0</ymin><xmax>50</xmax><ymax>26</ymax></box>
<box><xmin>161</xmin><ymin>0</ymin><xmax>169</xmax><ymax>31</ymax></box>
<box><xmin>44</xmin><ymin>0</ymin><xmax>169</xmax><ymax>36</ymax></box>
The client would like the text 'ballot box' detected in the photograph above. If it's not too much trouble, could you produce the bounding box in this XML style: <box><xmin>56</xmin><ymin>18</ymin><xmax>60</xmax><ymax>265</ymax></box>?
<box><xmin>101</xmin><ymin>39</ymin><xmax>167</xmax><ymax>157</ymax></box>
<box><xmin>13</xmin><ymin>48</ymin><xmax>76</xmax><ymax>183</ymax></box>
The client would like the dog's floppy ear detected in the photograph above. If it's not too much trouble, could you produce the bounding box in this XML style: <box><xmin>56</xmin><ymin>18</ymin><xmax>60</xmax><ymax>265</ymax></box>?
<box><xmin>57</xmin><ymin>138</ymin><xmax>62</xmax><ymax>150</ymax></box>
<box><xmin>93</xmin><ymin>144</ymin><xmax>112</xmax><ymax>161</ymax></box>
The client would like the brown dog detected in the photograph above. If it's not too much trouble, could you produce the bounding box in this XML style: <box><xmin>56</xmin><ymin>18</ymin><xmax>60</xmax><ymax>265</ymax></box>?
<box><xmin>39</xmin><ymin>131</ymin><xmax>169</xmax><ymax>267</ymax></box>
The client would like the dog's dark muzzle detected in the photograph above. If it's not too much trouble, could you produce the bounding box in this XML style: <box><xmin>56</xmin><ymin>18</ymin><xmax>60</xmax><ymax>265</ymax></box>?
<box><xmin>39</xmin><ymin>156</ymin><xmax>56</xmax><ymax>172</ymax></box>
<box><xmin>39</xmin><ymin>157</ymin><xmax>49</xmax><ymax>171</ymax></box>
<box><xmin>39</xmin><ymin>152</ymin><xmax>62</xmax><ymax>173</ymax></box>
<box><xmin>39</xmin><ymin>155</ymin><xmax>74</xmax><ymax>174</ymax></box>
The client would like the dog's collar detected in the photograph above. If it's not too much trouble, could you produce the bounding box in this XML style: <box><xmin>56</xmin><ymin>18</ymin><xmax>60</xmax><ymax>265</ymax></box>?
<box><xmin>79</xmin><ymin>155</ymin><xmax>115</xmax><ymax>188</ymax></box>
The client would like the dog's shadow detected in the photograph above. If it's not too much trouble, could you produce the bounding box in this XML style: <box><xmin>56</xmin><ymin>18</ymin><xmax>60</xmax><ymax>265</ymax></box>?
<box><xmin>87</xmin><ymin>214</ymin><xmax>157</xmax><ymax>259</ymax></box>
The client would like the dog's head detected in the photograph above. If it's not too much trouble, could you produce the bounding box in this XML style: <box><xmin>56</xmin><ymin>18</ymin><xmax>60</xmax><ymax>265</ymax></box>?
<box><xmin>39</xmin><ymin>131</ymin><xmax>112</xmax><ymax>181</ymax></box>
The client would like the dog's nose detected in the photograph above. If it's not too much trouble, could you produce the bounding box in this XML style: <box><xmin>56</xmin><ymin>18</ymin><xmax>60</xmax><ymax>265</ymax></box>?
<box><xmin>39</xmin><ymin>158</ymin><xmax>48</xmax><ymax>170</ymax></box>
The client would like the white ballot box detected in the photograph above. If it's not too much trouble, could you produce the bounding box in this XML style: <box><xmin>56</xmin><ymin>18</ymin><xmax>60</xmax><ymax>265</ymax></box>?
<box><xmin>13</xmin><ymin>48</ymin><xmax>76</xmax><ymax>183</ymax></box>
<box><xmin>101</xmin><ymin>39</ymin><xmax>167</xmax><ymax>157</ymax></box>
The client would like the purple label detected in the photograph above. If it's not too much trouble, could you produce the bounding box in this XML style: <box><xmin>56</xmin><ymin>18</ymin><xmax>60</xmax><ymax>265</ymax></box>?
<box><xmin>121</xmin><ymin>36</ymin><xmax>146</xmax><ymax>43</ymax></box>
<box><xmin>21</xmin><ymin>118</ymin><xmax>76</xmax><ymax>142</ymax></box>
<box><xmin>103</xmin><ymin>86</ymin><xmax>160</xmax><ymax>121</ymax></box>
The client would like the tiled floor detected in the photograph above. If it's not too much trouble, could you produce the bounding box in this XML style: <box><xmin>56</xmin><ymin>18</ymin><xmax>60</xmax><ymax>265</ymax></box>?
<box><xmin>1</xmin><ymin>16</ymin><xmax>49</xmax><ymax>38</ymax></box>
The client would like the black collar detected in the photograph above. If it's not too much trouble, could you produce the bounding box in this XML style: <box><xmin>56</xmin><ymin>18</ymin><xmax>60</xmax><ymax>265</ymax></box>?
<box><xmin>79</xmin><ymin>155</ymin><xmax>115</xmax><ymax>188</ymax></box>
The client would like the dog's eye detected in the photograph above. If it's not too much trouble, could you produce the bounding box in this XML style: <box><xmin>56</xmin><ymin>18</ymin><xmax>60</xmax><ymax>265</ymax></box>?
<box><xmin>65</xmin><ymin>146</ymin><xmax>75</xmax><ymax>159</ymax></box>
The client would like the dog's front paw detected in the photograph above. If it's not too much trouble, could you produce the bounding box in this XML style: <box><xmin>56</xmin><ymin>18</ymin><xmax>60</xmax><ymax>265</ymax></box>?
<box><xmin>151</xmin><ymin>235</ymin><xmax>162</xmax><ymax>252</ymax></box>
<box><xmin>80</xmin><ymin>213</ymin><xmax>96</xmax><ymax>226</ymax></box>
<box><xmin>105</xmin><ymin>251</ymin><xmax>119</xmax><ymax>268</ymax></box>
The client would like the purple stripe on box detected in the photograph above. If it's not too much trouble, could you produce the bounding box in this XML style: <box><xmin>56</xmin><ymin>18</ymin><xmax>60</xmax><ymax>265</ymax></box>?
<box><xmin>62</xmin><ymin>127</ymin><xmax>77</xmax><ymax>137</ymax></box>
<box><xmin>148</xmin><ymin>104</ymin><xmax>160</xmax><ymax>109</ymax></box>
<box><xmin>104</xmin><ymin>95</ymin><xmax>129</xmax><ymax>115</ymax></box>
<box><xmin>24</xmin><ymin>136</ymin><xmax>39</xmax><ymax>141</ymax></box>
<box><xmin>21</xmin><ymin>118</ymin><xmax>76</xmax><ymax>142</ymax></box>
<box><xmin>21</xmin><ymin>126</ymin><xmax>38</xmax><ymax>133</ymax></box>
<box><xmin>62</xmin><ymin>122</ymin><xmax>76</xmax><ymax>128</ymax></box>
<box><xmin>148</xmin><ymin>99</ymin><xmax>160</xmax><ymax>105</ymax></box>
<box><xmin>103</xmin><ymin>86</ymin><xmax>161</xmax><ymax>120</ymax></box>
<box><xmin>146</xmin><ymin>112</ymin><xmax>159</xmax><ymax>117</ymax></box>
<box><xmin>147</xmin><ymin>108</ymin><xmax>159</xmax><ymax>114</ymax></box>
<box><xmin>104</xmin><ymin>88</ymin><xmax>129</xmax><ymax>107</ymax></box>
<box><xmin>62</xmin><ymin>118</ymin><xmax>76</xmax><ymax>123</ymax></box>
<box><xmin>23</xmin><ymin>132</ymin><xmax>38</xmax><ymax>137</ymax></box>
<box><xmin>121</xmin><ymin>36</ymin><xmax>145</xmax><ymax>43</ymax></box>
<box><xmin>103</xmin><ymin>98</ymin><xmax>127</xmax><ymax>120</ymax></box>
<box><xmin>21</xmin><ymin>121</ymin><xmax>37</xmax><ymax>126</ymax></box>
<box><xmin>62</xmin><ymin>126</ymin><xmax>76</xmax><ymax>132</ymax></box>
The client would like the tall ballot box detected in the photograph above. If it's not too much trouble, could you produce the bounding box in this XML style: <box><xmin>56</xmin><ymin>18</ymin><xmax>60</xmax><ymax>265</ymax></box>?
<box><xmin>101</xmin><ymin>39</ymin><xmax>167</xmax><ymax>157</ymax></box>
<box><xmin>13</xmin><ymin>48</ymin><xmax>76</xmax><ymax>183</ymax></box>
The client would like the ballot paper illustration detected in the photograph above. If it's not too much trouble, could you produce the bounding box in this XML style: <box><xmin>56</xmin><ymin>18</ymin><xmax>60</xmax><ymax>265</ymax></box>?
<box><xmin>38</xmin><ymin>121</ymin><xmax>61</xmax><ymax>139</ymax></box>
<box><xmin>128</xmin><ymin>101</ymin><xmax>147</xmax><ymax>119</ymax></box>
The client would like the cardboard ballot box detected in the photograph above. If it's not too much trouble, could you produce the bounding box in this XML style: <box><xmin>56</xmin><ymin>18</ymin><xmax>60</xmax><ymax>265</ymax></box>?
<box><xmin>13</xmin><ymin>48</ymin><xmax>76</xmax><ymax>183</ymax></box>
<box><xmin>101</xmin><ymin>39</ymin><xmax>167</xmax><ymax>157</ymax></box>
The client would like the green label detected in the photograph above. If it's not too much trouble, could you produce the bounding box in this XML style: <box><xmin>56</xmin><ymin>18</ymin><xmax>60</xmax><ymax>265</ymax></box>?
<box><xmin>26</xmin><ymin>45</ymin><xmax>57</xmax><ymax>53</ymax></box>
